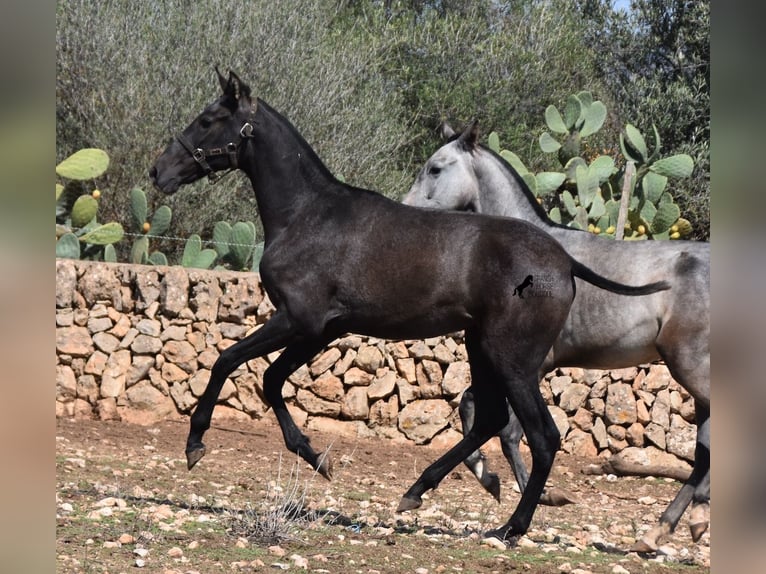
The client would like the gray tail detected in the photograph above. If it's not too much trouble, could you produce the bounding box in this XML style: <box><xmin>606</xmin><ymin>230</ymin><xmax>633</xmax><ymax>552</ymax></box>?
<box><xmin>571</xmin><ymin>260</ymin><xmax>670</xmax><ymax>296</ymax></box>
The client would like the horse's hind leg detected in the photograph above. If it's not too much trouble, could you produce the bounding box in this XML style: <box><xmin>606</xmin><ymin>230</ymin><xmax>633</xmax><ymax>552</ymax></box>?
<box><xmin>484</xmin><ymin>371</ymin><xmax>560</xmax><ymax>542</ymax></box>
<box><xmin>399</xmin><ymin>334</ymin><xmax>510</xmax><ymax>511</ymax></box>
<box><xmin>632</xmin><ymin>403</ymin><xmax>710</xmax><ymax>552</ymax></box>
<box><xmin>458</xmin><ymin>388</ymin><xmax>503</xmax><ymax>501</ymax></box>
<box><xmin>186</xmin><ymin>309</ymin><xmax>298</xmax><ymax>470</ymax></box>
<box><xmin>262</xmin><ymin>337</ymin><xmax>336</xmax><ymax>479</ymax></box>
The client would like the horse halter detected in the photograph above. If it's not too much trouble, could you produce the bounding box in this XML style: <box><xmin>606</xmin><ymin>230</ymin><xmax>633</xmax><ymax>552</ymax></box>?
<box><xmin>175</xmin><ymin>103</ymin><xmax>258</xmax><ymax>184</ymax></box>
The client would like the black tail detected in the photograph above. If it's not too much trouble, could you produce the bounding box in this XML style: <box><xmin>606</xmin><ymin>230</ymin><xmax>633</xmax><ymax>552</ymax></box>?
<box><xmin>571</xmin><ymin>260</ymin><xmax>670</xmax><ymax>296</ymax></box>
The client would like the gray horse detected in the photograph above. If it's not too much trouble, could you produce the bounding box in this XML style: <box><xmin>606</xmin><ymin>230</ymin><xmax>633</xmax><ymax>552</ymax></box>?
<box><xmin>403</xmin><ymin>122</ymin><xmax>710</xmax><ymax>552</ymax></box>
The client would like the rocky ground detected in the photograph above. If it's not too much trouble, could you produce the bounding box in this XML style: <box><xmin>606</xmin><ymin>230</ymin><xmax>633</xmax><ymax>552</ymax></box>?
<box><xmin>56</xmin><ymin>416</ymin><xmax>709</xmax><ymax>573</ymax></box>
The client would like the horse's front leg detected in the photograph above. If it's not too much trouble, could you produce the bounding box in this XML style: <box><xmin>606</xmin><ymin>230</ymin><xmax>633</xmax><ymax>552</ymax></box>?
<box><xmin>186</xmin><ymin>309</ymin><xmax>298</xmax><ymax>470</ymax></box>
<box><xmin>262</xmin><ymin>338</ymin><xmax>335</xmax><ymax>479</ymax></box>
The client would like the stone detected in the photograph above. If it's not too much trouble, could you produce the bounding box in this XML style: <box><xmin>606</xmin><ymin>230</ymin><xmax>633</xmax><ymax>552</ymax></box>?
<box><xmin>396</xmin><ymin>379</ymin><xmax>419</xmax><ymax>405</ymax></box>
<box><xmin>92</xmin><ymin>332</ymin><xmax>120</xmax><ymax>354</ymax></box>
<box><xmin>218</xmin><ymin>278</ymin><xmax>261</xmax><ymax>323</ymax></box>
<box><xmin>370</xmin><ymin>395</ymin><xmax>399</xmax><ymax>427</ymax></box>
<box><xmin>666</xmin><ymin>414</ymin><xmax>696</xmax><ymax>462</ymax></box>
<box><xmin>395</xmin><ymin>358</ymin><xmax>417</xmax><ymax>384</ymax></box>
<box><xmin>134</xmin><ymin>269</ymin><xmax>161</xmax><ymax>310</ymax></box>
<box><xmin>120</xmin><ymin>381</ymin><xmax>176</xmax><ymax>424</ymax></box>
<box><xmin>126</xmin><ymin>356</ymin><xmax>155</xmax><ymax>386</ymax></box>
<box><xmin>407</xmin><ymin>341</ymin><xmax>434</xmax><ymax>360</ymax></box>
<box><xmin>87</xmin><ymin>316</ymin><xmax>113</xmax><ymax>334</ymax></box>
<box><xmin>644</xmin><ymin>422</ymin><xmax>666</xmax><ymax>450</ymax></box>
<box><xmin>189</xmin><ymin>274</ymin><xmax>222</xmax><ymax>322</ymax></box>
<box><xmin>342</xmin><ymin>386</ymin><xmax>369</xmax><ymax>420</ymax></box>
<box><xmin>160</xmin><ymin>266</ymin><xmax>189</xmax><ymax>317</ymax></box>
<box><xmin>130</xmin><ymin>334</ymin><xmax>162</xmax><ymax>355</ymax></box>
<box><xmin>650</xmin><ymin>389</ymin><xmax>671</xmax><ymax>430</ymax></box>
<box><xmin>559</xmin><ymin>383</ymin><xmax>589</xmax><ymax>413</ymax></box>
<box><xmin>549</xmin><ymin>375</ymin><xmax>572</xmax><ymax>397</ymax></box>
<box><xmin>548</xmin><ymin>405</ymin><xmax>570</xmax><ymax>438</ymax></box>
<box><xmin>189</xmin><ymin>369</ymin><xmax>212</xmax><ymax>397</ymax></box>
<box><xmin>161</xmin><ymin>325</ymin><xmax>188</xmax><ymax>342</ymax></box>
<box><xmin>441</xmin><ymin>361</ymin><xmax>470</xmax><ymax>397</ymax></box>
<box><xmin>56</xmin><ymin>326</ymin><xmax>93</xmax><ymax>356</ymax></box>
<box><xmin>332</xmin><ymin>349</ymin><xmax>357</xmax><ymax>376</ymax></box>
<box><xmin>613</xmin><ymin>446</ymin><xmax>692</xmax><ymax>474</ymax></box>
<box><xmin>56</xmin><ymin>365</ymin><xmax>77</xmax><ymax>401</ymax></box>
<box><xmin>643</xmin><ymin>364</ymin><xmax>672</xmax><ymax>391</ymax></box>
<box><xmin>56</xmin><ymin>260</ymin><xmax>78</xmax><ymax>308</ymax></box>
<box><xmin>310</xmin><ymin>348</ymin><xmax>342</xmax><ymax>377</ymax></box>
<box><xmin>84</xmin><ymin>351</ymin><xmax>108</xmax><ymax>376</ymax></box>
<box><xmin>162</xmin><ymin>340</ymin><xmax>198</xmax><ymax>374</ymax></box>
<box><xmin>76</xmin><ymin>375</ymin><xmax>99</xmax><ymax>403</ymax></box>
<box><xmin>432</xmin><ymin>343</ymin><xmax>455</xmax><ymax>365</ymax></box>
<box><xmin>605</xmin><ymin>383</ymin><xmax>637</xmax><ymax>425</ymax></box>
<box><xmin>570</xmin><ymin>407</ymin><xmax>593</xmax><ymax>432</ymax></box>
<box><xmin>97</xmin><ymin>397</ymin><xmax>120</xmax><ymax>421</ymax></box>
<box><xmin>161</xmin><ymin>362</ymin><xmax>189</xmax><ymax>383</ymax></box>
<box><xmin>563</xmin><ymin>428</ymin><xmax>597</xmax><ymax>458</ymax></box>
<box><xmin>416</xmin><ymin>360</ymin><xmax>443</xmax><ymax>399</ymax></box>
<box><xmin>296</xmin><ymin>389</ymin><xmax>341</xmax><ymax>417</ymax></box>
<box><xmin>591</xmin><ymin>416</ymin><xmax>609</xmax><ymax>450</ymax></box>
<box><xmin>78</xmin><ymin>265</ymin><xmax>120</xmax><ymax>306</ymax></box>
<box><xmin>368</xmin><ymin>369</ymin><xmax>397</xmax><ymax>401</ymax></box>
<box><xmin>169</xmin><ymin>381</ymin><xmax>196</xmax><ymax>412</ymax></box>
<box><xmin>311</xmin><ymin>372</ymin><xmax>344</xmax><ymax>402</ymax></box>
<box><xmin>626</xmin><ymin>422</ymin><xmax>645</xmax><ymax>447</ymax></box>
<box><xmin>385</xmin><ymin>341</ymin><xmax>409</xmax><ymax>359</ymax></box>
<box><xmin>354</xmin><ymin>344</ymin><xmax>384</xmax><ymax>373</ymax></box>
<box><xmin>343</xmin><ymin>367</ymin><xmax>374</xmax><ymax>387</ymax></box>
<box><xmin>397</xmin><ymin>399</ymin><xmax>452</xmax><ymax>443</ymax></box>
<box><xmin>100</xmin><ymin>350</ymin><xmax>131</xmax><ymax>398</ymax></box>
<box><xmin>234</xmin><ymin>372</ymin><xmax>265</xmax><ymax>415</ymax></box>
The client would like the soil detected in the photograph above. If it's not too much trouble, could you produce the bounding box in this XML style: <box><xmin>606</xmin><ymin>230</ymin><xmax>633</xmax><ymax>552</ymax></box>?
<box><xmin>56</xmin><ymin>416</ymin><xmax>709</xmax><ymax>573</ymax></box>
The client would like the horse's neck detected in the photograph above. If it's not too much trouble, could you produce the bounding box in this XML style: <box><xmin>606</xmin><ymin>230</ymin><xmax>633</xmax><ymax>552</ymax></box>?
<box><xmin>475</xmin><ymin>151</ymin><xmax>551</xmax><ymax>227</ymax></box>
<box><xmin>242</xmin><ymin>103</ymin><xmax>335</xmax><ymax>242</ymax></box>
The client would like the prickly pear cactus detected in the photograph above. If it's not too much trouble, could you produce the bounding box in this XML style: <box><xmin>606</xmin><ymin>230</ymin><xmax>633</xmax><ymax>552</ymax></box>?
<box><xmin>181</xmin><ymin>235</ymin><xmax>217</xmax><ymax>269</ymax></box>
<box><xmin>56</xmin><ymin>147</ymin><xmax>127</xmax><ymax>260</ymax></box>
<box><xmin>487</xmin><ymin>92</ymin><xmax>694</xmax><ymax>240</ymax></box>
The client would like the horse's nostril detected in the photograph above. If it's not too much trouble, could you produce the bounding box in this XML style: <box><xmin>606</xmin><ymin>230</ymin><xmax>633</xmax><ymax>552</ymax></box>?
<box><xmin>149</xmin><ymin>166</ymin><xmax>157</xmax><ymax>180</ymax></box>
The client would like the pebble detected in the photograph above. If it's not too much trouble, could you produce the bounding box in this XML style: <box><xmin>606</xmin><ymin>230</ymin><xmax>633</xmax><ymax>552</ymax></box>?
<box><xmin>611</xmin><ymin>565</ymin><xmax>631</xmax><ymax>574</ymax></box>
<box><xmin>481</xmin><ymin>537</ymin><xmax>507</xmax><ymax>550</ymax></box>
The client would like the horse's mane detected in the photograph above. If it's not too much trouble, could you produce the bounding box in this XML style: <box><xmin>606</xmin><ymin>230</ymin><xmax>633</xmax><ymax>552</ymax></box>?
<box><xmin>473</xmin><ymin>143</ymin><xmax>569</xmax><ymax>231</ymax></box>
<box><xmin>257</xmin><ymin>99</ymin><xmax>377</xmax><ymax>199</ymax></box>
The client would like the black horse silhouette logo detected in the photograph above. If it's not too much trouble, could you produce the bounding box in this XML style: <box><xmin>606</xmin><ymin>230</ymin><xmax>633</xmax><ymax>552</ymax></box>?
<box><xmin>513</xmin><ymin>275</ymin><xmax>534</xmax><ymax>298</ymax></box>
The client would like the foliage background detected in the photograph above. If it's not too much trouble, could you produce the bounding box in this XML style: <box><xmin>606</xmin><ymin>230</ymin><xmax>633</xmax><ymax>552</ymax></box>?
<box><xmin>56</xmin><ymin>0</ymin><xmax>709</xmax><ymax>247</ymax></box>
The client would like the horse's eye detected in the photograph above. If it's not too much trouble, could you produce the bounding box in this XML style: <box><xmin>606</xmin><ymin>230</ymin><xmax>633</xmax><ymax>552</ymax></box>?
<box><xmin>428</xmin><ymin>165</ymin><xmax>442</xmax><ymax>176</ymax></box>
<box><xmin>200</xmin><ymin>118</ymin><xmax>212</xmax><ymax>129</ymax></box>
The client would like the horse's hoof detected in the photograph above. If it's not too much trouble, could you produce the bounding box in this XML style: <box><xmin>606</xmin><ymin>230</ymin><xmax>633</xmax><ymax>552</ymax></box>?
<box><xmin>186</xmin><ymin>445</ymin><xmax>206</xmax><ymax>470</ymax></box>
<box><xmin>539</xmin><ymin>487</ymin><xmax>579</xmax><ymax>506</ymax></box>
<box><xmin>689</xmin><ymin>502</ymin><xmax>709</xmax><ymax>542</ymax></box>
<box><xmin>317</xmin><ymin>451</ymin><xmax>333</xmax><ymax>481</ymax></box>
<box><xmin>630</xmin><ymin>538</ymin><xmax>657</xmax><ymax>554</ymax></box>
<box><xmin>396</xmin><ymin>495</ymin><xmax>422</xmax><ymax>513</ymax></box>
<box><xmin>629</xmin><ymin>523</ymin><xmax>670</xmax><ymax>554</ymax></box>
<box><xmin>482</xmin><ymin>473</ymin><xmax>501</xmax><ymax>503</ymax></box>
<box><xmin>690</xmin><ymin>521</ymin><xmax>708</xmax><ymax>542</ymax></box>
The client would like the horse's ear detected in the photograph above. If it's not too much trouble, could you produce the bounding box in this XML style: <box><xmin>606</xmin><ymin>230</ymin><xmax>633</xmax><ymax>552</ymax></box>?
<box><xmin>440</xmin><ymin>122</ymin><xmax>456</xmax><ymax>141</ymax></box>
<box><xmin>457</xmin><ymin>120</ymin><xmax>479</xmax><ymax>151</ymax></box>
<box><xmin>215</xmin><ymin>66</ymin><xmax>228</xmax><ymax>93</ymax></box>
<box><xmin>226</xmin><ymin>70</ymin><xmax>251</xmax><ymax>102</ymax></box>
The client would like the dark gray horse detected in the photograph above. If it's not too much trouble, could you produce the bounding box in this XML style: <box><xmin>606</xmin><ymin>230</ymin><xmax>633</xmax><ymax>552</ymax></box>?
<box><xmin>402</xmin><ymin>121</ymin><xmax>710</xmax><ymax>551</ymax></box>
<box><xmin>149</xmin><ymin>69</ymin><xmax>668</xmax><ymax>543</ymax></box>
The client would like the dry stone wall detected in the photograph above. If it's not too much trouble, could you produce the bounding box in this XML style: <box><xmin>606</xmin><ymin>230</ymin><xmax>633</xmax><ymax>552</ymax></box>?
<box><xmin>56</xmin><ymin>260</ymin><xmax>696</xmax><ymax>470</ymax></box>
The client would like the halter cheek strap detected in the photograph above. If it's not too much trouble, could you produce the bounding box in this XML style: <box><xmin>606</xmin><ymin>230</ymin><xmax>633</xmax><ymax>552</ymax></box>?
<box><xmin>176</xmin><ymin>102</ymin><xmax>258</xmax><ymax>184</ymax></box>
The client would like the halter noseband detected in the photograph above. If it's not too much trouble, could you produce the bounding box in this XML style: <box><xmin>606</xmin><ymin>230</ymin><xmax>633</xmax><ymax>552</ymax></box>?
<box><xmin>175</xmin><ymin>103</ymin><xmax>257</xmax><ymax>184</ymax></box>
